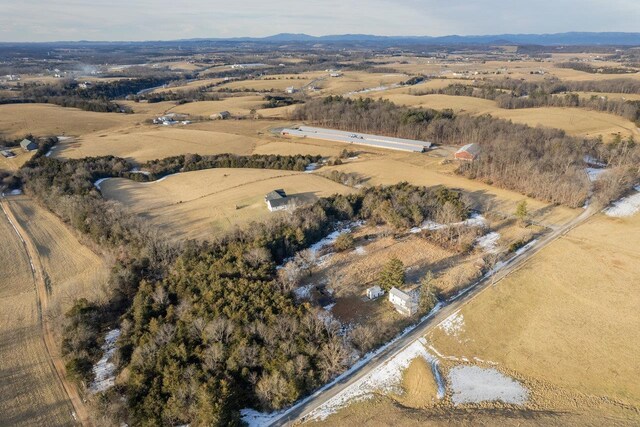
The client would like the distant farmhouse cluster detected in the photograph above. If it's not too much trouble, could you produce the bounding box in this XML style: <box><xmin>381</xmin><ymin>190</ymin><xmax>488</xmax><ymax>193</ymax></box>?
<box><xmin>153</xmin><ymin>113</ymin><xmax>191</xmax><ymax>126</ymax></box>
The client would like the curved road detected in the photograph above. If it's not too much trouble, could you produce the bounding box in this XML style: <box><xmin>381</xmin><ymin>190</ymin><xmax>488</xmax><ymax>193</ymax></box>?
<box><xmin>270</xmin><ymin>206</ymin><xmax>596</xmax><ymax>426</ymax></box>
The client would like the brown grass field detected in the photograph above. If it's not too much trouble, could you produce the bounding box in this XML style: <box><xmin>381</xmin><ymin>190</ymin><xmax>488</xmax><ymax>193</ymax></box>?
<box><xmin>6</xmin><ymin>197</ymin><xmax>110</xmax><ymax>328</ymax></box>
<box><xmin>0</xmin><ymin>200</ymin><xmax>75</xmax><ymax>426</ymax></box>
<box><xmin>0</xmin><ymin>104</ymin><xmax>143</xmax><ymax>139</ymax></box>
<box><xmin>0</xmin><ymin>149</ymin><xmax>33</xmax><ymax>172</ymax></box>
<box><xmin>100</xmin><ymin>168</ymin><xmax>355</xmax><ymax>240</ymax></box>
<box><xmin>423</xmin><ymin>212</ymin><xmax>640</xmax><ymax>421</ymax></box>
<box><xmin>168</xmin><ymin>95</ymin><xmax>265</xmax><ymax>116</ymax></box>
<box><xmin>54</xmin><ymin>126</ymin><xmax>258</xmax><ymax>161</ymax></box>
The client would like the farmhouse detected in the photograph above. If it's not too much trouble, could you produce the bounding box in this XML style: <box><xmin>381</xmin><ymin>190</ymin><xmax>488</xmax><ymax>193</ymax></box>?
<box><xmin>389</xmin><ymin>287</ymin><xmax>418</xmax><ymax>316</ymax></box>
<box><xmin>454</xmin><ymin>143</ymin><xmax>481</xmax><ymax>161</ymax></box>
<box><xmin>20</xmin><ymin>138</ymin><xmax>38</xmax><ymax>151</ymax></box>
<box><xmin>366</xmin><ymin>285</ymin><xmax>385</xmax><ymax>300</ymax></box>
<box><xmin>286</xmin><ymin>86</ymin><xmax>298</xmax><ymax>94</ymax></box>
<box><xmin>265</xmin><ymin>189</ymin><xmax>289</xmax><ymax>212</ymax></box>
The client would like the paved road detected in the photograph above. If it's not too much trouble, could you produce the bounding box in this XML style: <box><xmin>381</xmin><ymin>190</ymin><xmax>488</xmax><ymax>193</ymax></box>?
<box><xmin>269</xmin><ymin>206</ymin><xmax>596</xmax><ymax>426</ymax></box>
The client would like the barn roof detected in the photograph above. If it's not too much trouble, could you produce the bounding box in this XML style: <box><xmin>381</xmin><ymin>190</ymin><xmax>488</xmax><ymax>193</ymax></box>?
<box><xmin>20</xmin><ymin>139</ymin><xmax>36</xmax><ymax>150</ymax></box>
<box><xmin>456</xmin><ymin>143</ymin><xmax>481</xmax><ymax>157</ymax></box>
<box><xmin>389</xmin><ymin>287</ymin><xmax>413</xmax><ymax>303</ymax></box>
<box><xmin>265</xmin><ymin>189</ymin><xmax>286</xmax><ymax>202</ymax></box>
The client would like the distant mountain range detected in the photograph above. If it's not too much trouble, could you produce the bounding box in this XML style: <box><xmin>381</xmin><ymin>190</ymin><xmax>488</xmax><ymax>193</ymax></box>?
<box><xmin>199</xmin><ymin>32</ymin><xmax>640</xmax><ymax>46</ymax></box>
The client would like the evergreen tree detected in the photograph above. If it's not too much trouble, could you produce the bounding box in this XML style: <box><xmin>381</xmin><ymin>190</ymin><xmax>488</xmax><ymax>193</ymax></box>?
<box><xmin>379</xmin><ymin>258</ymin><xmax>405</xmax><ymax>291</ymax></box>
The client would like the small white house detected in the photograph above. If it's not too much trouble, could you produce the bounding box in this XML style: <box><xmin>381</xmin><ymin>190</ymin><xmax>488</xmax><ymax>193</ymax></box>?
<box><xmin>366</xmin><ymin>285</ymin><xmax>384</xmax><ymax>300</ymax></box>
<box><xmin>286</xmin><ymin>86</ymin><xmax>298</xmax><ymax>94</ymax></box>
<box><xmin>389</xmin><ymin>287</ymin><xmax>418</xmax><ymax>316</ymax></box>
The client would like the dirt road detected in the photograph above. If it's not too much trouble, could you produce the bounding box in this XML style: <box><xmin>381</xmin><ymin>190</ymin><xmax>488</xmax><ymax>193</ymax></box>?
<box><xmin>269</xmin><ymin>206</ymin><xmax>596</xmax><ymax>426</ymax></box>
<box><xmin>0</xmin><ymin>197</ymin><xmax>90</xmax><ymax>426</ymax></box>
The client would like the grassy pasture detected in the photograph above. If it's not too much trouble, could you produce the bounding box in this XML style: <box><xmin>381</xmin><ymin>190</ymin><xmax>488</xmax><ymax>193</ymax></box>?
<box><xmin>54</xmin><ymin>126</ymin><xmax>258</xmax><ymax>161</ymax></box>
<box><xmin>101</xmin><ymin>168</ymin><xmax>355</xmax><ymax>240</ymax></box>
<box><xmin>0</xmin><ymin>104</ymin><xmax>142</xmax><ymax>139</ymax></box>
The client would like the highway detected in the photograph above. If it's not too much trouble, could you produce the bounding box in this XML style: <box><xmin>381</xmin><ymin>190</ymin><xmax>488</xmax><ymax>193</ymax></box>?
<box><xmin>281</xmin><ymin>126</ymin><xmax>431</xmax><ymax>152</ymax></box>
<box><xmin>268</xmin><ymin>206</ymin><xmax>596</xmax><ymax>426</ymax></box>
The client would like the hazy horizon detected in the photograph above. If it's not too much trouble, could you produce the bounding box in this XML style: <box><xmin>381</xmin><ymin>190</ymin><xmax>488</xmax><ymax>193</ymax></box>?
<box><xmin>2</xmin><ymin>0</ymin><xmax>639</xmax><ymax>43</ymax></box>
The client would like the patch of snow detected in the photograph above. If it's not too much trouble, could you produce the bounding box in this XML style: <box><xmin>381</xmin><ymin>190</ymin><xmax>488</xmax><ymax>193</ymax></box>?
<box><xmin>89</xmin><ymin>329</ymin><xmax>121</xmax><ymax>394</ymax></box>
<box><xmin>305</xmin><ymin>163</ymin><xmax>318</xmax><ymax>173</ymax></box>
<box><xmin>345</xmin><ymin>84</ymin><xmax>400</xmax><ymax>96</ymax></box>
<box><xmin>93</xmin><ymin>178</ymin><xmax>110</xmax><ymax>190</ymax></box>
<box><xmin>56</xmin><ymin>136</ymin><xmax>72</xmax><ymax>141</ymax></box>
<box><xmin>584</xmin><ymin>155</ymin><xmax>606</xmax><ymax>168</ymax></box>
<box><xmin>605</xmin><ymin>186</ymin><xmax>640</xmax><ymax>217</ymax></box>
<box><xmin>240</xmin><ymin>409</ymin><xmax>281</xmax><ymax>427</ymax></box>
<box><xmin>294</xmin><ymin>284</ymin><xmax>313</xmax><ymax>300</ymax></box>
<box><xmin>475</xmin><ymin>232</ymin><xmax>500</xmax><ymax>253</ymax></box>
<box><xmin>308</xmin><ymin>221</ymin><xmax>364</xmax><ymax>258</ymax></box>
<box><xmin>2</xmin><ymin>189</ymin><xmax>22</xmax><ymax>196</ymax></box>
<box><xmin>586</xmin><ymin>167</ymin><xmax>608</xmax><ymax>182</ymax></box>
<box><xmin>354</xmin><ymin>246</ymin><xmax>366</xmax><ymax>255</ymax></box>
<box><xmin>306</xmin><ymin>339</ymin><xmax>442</xmax><ymax>421</ymax></box>
<box><xmin>410</xmin><ymin>213</ymin><xmax>487</xmax><ymax>234</ymax></box>
<box><xmin>323</xmin><ymin>303</ymin><xmax>336</xmax><ymax>311</ymax></box>
<box><xmin>448</xmin><ymin>365</ymin><xmax>528</xmax><ymax>405</ymax></box>
<box><xmin>439</xmin><ymin>311</ymin><xmax>465</xmax><ymax>337</ymax></box>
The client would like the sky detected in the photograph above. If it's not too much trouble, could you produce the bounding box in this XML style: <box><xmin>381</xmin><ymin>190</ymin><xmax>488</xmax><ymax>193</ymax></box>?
<box><xmin>1</xmin><ymin>0</ymin><xmax>639</xmax><ymax>42</ymax></box>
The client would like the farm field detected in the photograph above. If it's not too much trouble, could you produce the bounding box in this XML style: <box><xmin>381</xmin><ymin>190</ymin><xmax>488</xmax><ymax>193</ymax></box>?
<box><xmin>100</xmin><ymin>168</ymin><xmax>355</xmax><ymax>240</ymax></box>
<box><xmin>168</xmin><ymin>95</ymin><xmax>265</xmax><ymax>116</ymax></box>
<box><xmin>216</xmin><ymin>73</ymin><xmax>325</xmax><ymax>91</ymax></box>
<box><xmin>5</xmin><ymin>196</ymin><xmax>110</xmax><ymax>331</ymax></box>
<box><xmin>315</xmin><ymin>71</ymin><xmax>409</xmax><ymax>95</ymax></box>
<box><xmin>0</xmin><ymin>200</ymin><xmax>75</xmax><ymax>426</ymax></box>
<box><xmin>0</xmin><ymin>104</ymin><xmax>143</xmax><ymax>139</ymax></box>
<box><xmin>53</xmin><ymin>126</ymin><xmax>258</xmax><ymax>161</ymax></box>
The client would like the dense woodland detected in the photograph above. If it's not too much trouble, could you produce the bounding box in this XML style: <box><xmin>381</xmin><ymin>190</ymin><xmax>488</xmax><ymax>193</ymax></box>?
<box><xmin>292</xmin><ymin>96</ymin><xmax>640</xmax><ymax>207</ymax></box>
<box><xmin>18</xmin><ymin>148</ymin><xmax>467</xmax><ymax>425</ymax></box>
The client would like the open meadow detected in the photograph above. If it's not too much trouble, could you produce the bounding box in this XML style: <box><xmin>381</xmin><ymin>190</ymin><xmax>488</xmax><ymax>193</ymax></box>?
<box><xmin>100</xmin><ymin>168</ymin><xmax>355</xmax><ymax>240</ymax></box>
<box><xmin>0</xmin><ymin>104</ymin><xmax>143</xmax><ymax>139</ymax></box>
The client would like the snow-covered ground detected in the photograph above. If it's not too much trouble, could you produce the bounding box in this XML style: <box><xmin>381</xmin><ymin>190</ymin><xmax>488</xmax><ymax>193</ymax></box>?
<box><xmin>448</xmin><ymin>365</ymin><xmax>528</xmax><ymax>405</ymax></box>
<box><xmin>353</xmin><ymin>246</ymin><xmax>366</xmax><ymax>255</ymax></box>
<box><xmin>410</xmin><ymin>213</ymin><xmax>487</xmax><ymax>234</ymax></box>
<box><xmin>293</xmin><ymin>284</ymin><xmax>313</xmax><ymax>300</ymax></box>
<box><xmin>89</xmin><ymin>329</ymin><xmax>121</xmax><ymax>394</ymax></box>
<box><xmin>304</xmin><ymin>163</ymin><xmax>319</xmax><ymax>173</ymax></box>
<box><xmin>345</xmin><ymin>84</ymin><xmax>400</xmax><ymax>96</ymax></box>
<box><xmin>1</xmin><ymin>189</ymin><xmax>22</xmax><ymax>196</ymax></box>
<box><xmin>93</xmin><ymin>178</ymin><xmax>110</xmax><ymax>190</ymax></box>
<box><xmin>605</xmin><ymin>185</ymin><xmax>640</xmax><ymax>217</ymax></box>
<box><xmin>305</xmin><ymin>339</ymin><xmax>443</xmax><ymax>421</ymax></box>
<box><xmin>586</xmin><ymin>167</ymin><xmax>608</xmax><ymax>182</ymax></box>
<box><xmin>475</xmin><ymin>231</ymin><xmax>500</xmax><ymax>253</ymax></box>
<box><xmin>308</xmin><ymin>221</ymin><xmax>364</xmax><ymax>258</ymax></box>
<box><xmin>438</xmin><ymin>311</ymin><xmax>465</xmax><ymax>337</ymax></box>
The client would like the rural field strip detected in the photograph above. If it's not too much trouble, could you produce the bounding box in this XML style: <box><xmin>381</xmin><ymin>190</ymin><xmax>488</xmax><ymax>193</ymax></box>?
<box><xmin>266</xmin><ymin>206</ymin><xmax>596</xmax><ymax>427</ymax></box>
<box><xmin>0</xmin><ymin>198</ymin><xmax>89</xmax><ymax>427</ymax></box>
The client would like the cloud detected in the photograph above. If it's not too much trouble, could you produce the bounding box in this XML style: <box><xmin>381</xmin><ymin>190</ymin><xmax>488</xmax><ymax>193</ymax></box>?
<box><xmin>0</xmin><ymin>0</ymin><xmax>638</xmax><ymax>42</ymax></box>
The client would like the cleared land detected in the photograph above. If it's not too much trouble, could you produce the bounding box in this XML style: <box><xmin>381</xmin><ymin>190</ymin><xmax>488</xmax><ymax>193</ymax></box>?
<box><xmin>422</xmin><ymin>213</ymin><xmax>640</xmax><ymax>421</ymax></box>
<box><xmin>0</xmin><ymin>200</ymin><xmax>75</xmax><ymax>426</ymax></box>
<box><xmin>101</xmin><ymin>168</ymin><xmax>355</xmax><ymax>240</ymax></box>
<box><xmin>54</xmin><ymin>126</ymin><xmax>258</xmax><ymax>161</ymax></box>
<box><xmin>0</xmin><ymin>104</ymin><xmax>142</xmax><ymax>139</ymax></box>
<box><xmin>168</xmin><ymin>95</ymin><xmax>265</xmax><ymax>117</ymax></box>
